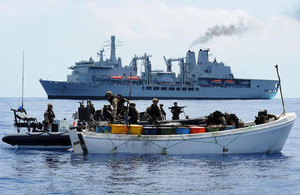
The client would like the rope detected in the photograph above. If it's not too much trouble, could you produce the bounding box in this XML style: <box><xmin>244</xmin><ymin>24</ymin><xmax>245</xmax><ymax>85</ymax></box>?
<box><xmin>147</xmin><ymin>139</ymin><xmax>165</xmax><ymax>149</ymax></box>
<box><xmin>99</xmin><ymin>126</ymin><xmax>110</xmax><ymax>134</ymax></box>
<box><xmin>103</xmin><ymin>132</ymin><xmax>142</xmax><ymax>152</ymax></box>
<box><xmin>46</xmin><ymin>131</ymin><xmax>68</xmax><ymax>136</ymax></box>
<box><xmin>25</xmin><ymin>132</ymin><xmax>45</xmax><ymax>136</ymax></box>
<box><xmin>210</xmin><ymin>125</ymin><xmax>253</xmax><ymax>152</ymax></box>
<box><xmin>164</xmin><ymin>135</ymin><xmax>185</xmax><ymax>149</ymax></box>
<box><xmin>211</xmin><ymin>132</ymin><xmax>224</xmax><ymax>148</ymax></box>
<box><xmin>94</xmin><ymin>125</ymin><xmax>253</xmax><ymax>154</ymax></box>
<box><xmin>25</xmin><ymin>131</ymin><xmax>68</xmax><ymax>136</ymax></box>
<box><xmin>164</xmin><ymin>135</ymin><xmax>172</xmax><ymax>148</ymax></box>
<box><xmin>223</xmin><ymin>126</ymin><xmax>251</xmax><ymax>148</ymax></box>
<box><xmin>101</xmin><ymin>129</ymin><xmax>117</xmax><ymax>149</ymax></box>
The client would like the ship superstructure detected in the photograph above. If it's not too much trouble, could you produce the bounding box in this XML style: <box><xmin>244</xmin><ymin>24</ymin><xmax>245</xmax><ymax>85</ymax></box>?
<box><xmin>40</xmin><ymin>36</ymin><xmax>279</xmax><ymax>99</ymax></box>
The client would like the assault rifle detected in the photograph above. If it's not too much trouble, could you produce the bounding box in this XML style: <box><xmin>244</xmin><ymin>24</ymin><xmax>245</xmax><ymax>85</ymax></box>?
<box><xmin>168</xmin><ymin>106</ymin><xmax>187</xmax><ymax>109</ymax></box>
<box><xmin>168</xmin><ymin>106</ymin><xmax>189</xmax><ymax>119</ymax></box>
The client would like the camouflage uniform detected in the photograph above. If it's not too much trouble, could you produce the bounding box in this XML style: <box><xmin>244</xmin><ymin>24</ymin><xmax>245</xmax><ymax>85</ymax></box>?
<box><xmin>90</xmin><ymin>104</ymin><xmax>95</xmax><ymax>115</ymax></box>
<box><xmin>160</xmin><ymin>104</ymin><xmax>166</xmax><ymax>120</ymax></box>
<box><xmin>105</xmin><ymin>91</ymin><xmax>126</xmax><ymax>120</ymax></box>
<box><xmin>44</xmin><ymin>103</ymin><xmax>55</xmax><ymax>132</ymax></box>
<box><xmin>128</xmin><ymin>102</ymin><xmax>140</xmax><ymax>124</ymax></box>
<box><xmin>100</xmin><ymin>105</ymin><xmax>113</xmax><ymax>121</ymax></box>
<box><xmin>145</xmin><ymin>98</ymin><xmax>162</xmax><ymax>125</ymax></box>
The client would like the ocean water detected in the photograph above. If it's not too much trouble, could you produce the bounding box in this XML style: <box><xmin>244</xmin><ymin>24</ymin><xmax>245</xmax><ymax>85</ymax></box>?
<box><xmin>0</xmin><ymin>97</ymin><xmax>300</xmax><ymax>194</ymax></box>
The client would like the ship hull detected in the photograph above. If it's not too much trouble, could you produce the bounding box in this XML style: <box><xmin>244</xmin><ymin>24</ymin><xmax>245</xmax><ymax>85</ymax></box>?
<box><xmin>40</xmin><ymin>79</ymin><xmax>278</xmax><ymax>100</ymax></box>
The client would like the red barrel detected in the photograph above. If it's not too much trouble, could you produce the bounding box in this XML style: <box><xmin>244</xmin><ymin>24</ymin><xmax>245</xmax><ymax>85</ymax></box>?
<box><xmin>189</xmin><ymin>126</ymin><xmax>206</xmax><ymax>134</ymax></box>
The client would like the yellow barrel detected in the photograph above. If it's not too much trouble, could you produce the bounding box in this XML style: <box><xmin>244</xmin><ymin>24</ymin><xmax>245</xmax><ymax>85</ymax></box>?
<box><xmin>130</xmin><ymin>125</ymin><xmax>143</xmax><ymax>135</ymax></box>
<box><xmin>109</xmin><ymin>124</ymin><xmax>129</xmax><ymax>134</ymax></box>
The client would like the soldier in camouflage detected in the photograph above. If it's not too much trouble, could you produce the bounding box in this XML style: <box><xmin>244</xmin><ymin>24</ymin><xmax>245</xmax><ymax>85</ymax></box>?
<box><xmin>128</xmin><ymin>102</ymin><xmax>140</xmax><ymax>124</ymax></box>
<box><xmin>160</xmin><ymin>103</ymin><xmax>166</xmax><ymax>120</ymax></box>
<box><xmin>145</xmin><ymin>98</ymin><xmax>163</xmax><ymax>125</ymax></box>
<box><xmin>170</xmin><ymin>102</ymin><xmax>183</xmax><ymax>120</ymax></box>
<box><xmin>44</xmin><ymin>103</ymin><xmax>55</xmax><ymax>132</ymax></box>
<box><xmin>105</xmin><ymin>91</ymin><xmax>126</xmax><ymax>120</ymax></box>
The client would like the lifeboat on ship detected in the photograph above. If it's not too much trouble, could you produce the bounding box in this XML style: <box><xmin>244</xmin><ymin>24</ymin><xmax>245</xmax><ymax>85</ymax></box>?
<box><xmin>126</xmin><ymin>76</ymin><xmax>139</xmax><ymax>80</ymax></box>
<box><xmin>110</xmin><ymin>76</ymin><xmax>123</xmax><ymax>80</ymax></box>
<box><xmin>224</xmin><ymin>80</ymin><xmax>235</xmax><ymax>84</ymax></box>
<box><xmin>211</xmin><ymin>79</ymin><xmax>222</xmax><ymax>84</ymax></box>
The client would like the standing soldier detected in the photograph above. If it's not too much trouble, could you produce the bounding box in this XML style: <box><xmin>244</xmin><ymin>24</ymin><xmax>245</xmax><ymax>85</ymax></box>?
<box><xmin>105</xmin><ymin>91</ymin><xmax>126</xmax><ymax>120</ymax></box>
<box><xmin>128</xmin><ymin>102</ymin><xmax>140</xmax><ymax>124</ymax></box>
<box><xmin>44</xmin><ymin>103</ymin><xmax>55</xmax><ymax>132</ymax></box>
<box><xmin>170</xmin><ymin>102</ymin><xmax>183</xmax><ymax>120</ymax></box>
<box><xmin>100</xmin><ymin>105</ymin><xmax>113</xmax><ymax>121</ymax></box>
<box><xmin>160</xmin><ymin>103</ymin><xmax>166</xmax><ymax>120</ymax></box>
<box><xmin>90</xmin><ymin>103</ymin><xmax>96</xmax><ymax>116</ymax></box>
<box><xmin>145</xmin><ymin>98</ymin><xmax>163</xmax><ymax>125</ymax></box>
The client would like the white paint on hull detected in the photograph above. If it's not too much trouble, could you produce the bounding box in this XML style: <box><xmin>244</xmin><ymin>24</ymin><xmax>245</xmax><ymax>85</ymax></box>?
<box><xmin>76</xmin><ymin>113</ymin><xmax>296</xmax><ymax>155</ymax></box>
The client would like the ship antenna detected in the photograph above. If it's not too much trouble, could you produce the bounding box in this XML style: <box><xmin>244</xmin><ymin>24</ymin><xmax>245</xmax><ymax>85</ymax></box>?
<box><xmin>275</xmin><ymin>64</ymin><xmax>285</xmax><ymax>116</ymax></box>
<box><xmin>22</xmin><ymin>50</ymin><xmax>25</xmax><ymax>109</ymax></box>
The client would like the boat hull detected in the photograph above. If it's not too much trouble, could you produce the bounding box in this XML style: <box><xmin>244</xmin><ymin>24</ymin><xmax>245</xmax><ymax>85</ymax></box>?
<box><xmin>2</xmin><ymin>132</ymin><xmax>72</xmax><ymax>149</ymax></box>
<box><xmin>40</xmin><ymin>79</ymin><xmax>278</xmax><ymax>100</ymax></box>
<box><xmin>74</xmin><ymin>113</ymin><xmax>296</xmax><ymax>154</ymax></box>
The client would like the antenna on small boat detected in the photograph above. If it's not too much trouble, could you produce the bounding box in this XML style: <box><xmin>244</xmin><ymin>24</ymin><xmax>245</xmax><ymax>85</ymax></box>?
<box><xmin>125</xmin><ymin>72</ymin><xmax>133</xmax><ymax>134</ymax></box>
<box><xmin>275</xmin><ymin>64</ymin><xmax>285</xmax><ymax>116</ymax></box>
<box><xmin>22</xmin><ymin>50</ymin><xmax>25</xmax><ymax>109</ymax></box>
<box><xmin>129</xmin><ymin>73</ymin><xmax>132</xmax><ymax>99</ymax></box>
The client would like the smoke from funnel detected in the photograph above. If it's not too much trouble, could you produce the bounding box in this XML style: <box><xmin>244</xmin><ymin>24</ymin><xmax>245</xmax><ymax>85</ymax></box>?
<box><xmin>190</xmin><ymin>21</ymin><xmax>250</xmax><ymax>49</ymax></box>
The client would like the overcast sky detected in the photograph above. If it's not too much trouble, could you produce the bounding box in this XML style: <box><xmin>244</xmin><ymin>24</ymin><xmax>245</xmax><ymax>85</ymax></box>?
<box><xmin>1</xmin><ymin>0</ymin><xmax>300</xmax><ymax>98</ymax></box>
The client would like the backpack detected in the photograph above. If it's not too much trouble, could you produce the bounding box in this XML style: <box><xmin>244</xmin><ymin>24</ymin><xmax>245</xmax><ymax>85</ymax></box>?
<box><xmin>228</xmin><ymin>113</ymin><xmax>244</xmax><ymax>128</ymax></box>
<box><xmin>115</xmin><ymin>94</ymin><xmax>126</xmax><ymax>104</ymax></box>
<box><xmin>206</xmin><ymin>110</ymin><xmax>226</xmax><ymax>125</ymax></box>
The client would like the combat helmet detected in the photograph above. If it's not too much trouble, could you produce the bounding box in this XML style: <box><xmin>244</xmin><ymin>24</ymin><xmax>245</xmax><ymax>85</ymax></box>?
<box><xmin>152</xmin><ymin>98</ymin><xmax>159</xmax><ymax>103</ymax></box>
<box><xmin>47</xmin><ymin>103</ymin><xmax>53</xmax><ymax>108</ymax></box>
<box><xmin>105</xmin><ymin>91</ymin><xmax>113</xmax><ymax>97</ymax></box>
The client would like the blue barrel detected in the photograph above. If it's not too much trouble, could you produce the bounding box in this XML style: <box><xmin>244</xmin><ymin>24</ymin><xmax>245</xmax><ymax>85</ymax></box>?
<box><xmin>143</xmin><ymin>126</ymin><xmax>157</xmax><ymax>135</ymax></box>
<box><xmin>96</xmin><ymin>126</ymin><xmax>111</xmax><ymax>133</ymax></box>
<box><xmin>224</xmin><ymin>125</ymin><xmax>236</xmax><ymax>130</ymax></box>
<box><xmin>175</xmin><ymin>127</ymin><xmax>190</xmax><ymax>134</ymax></box>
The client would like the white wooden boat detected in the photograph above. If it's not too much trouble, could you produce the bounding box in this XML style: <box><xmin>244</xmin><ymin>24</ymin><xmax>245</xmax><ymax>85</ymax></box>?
<box><xmin>68</xmin><ymin>112</ymin><xmax>296</xmax><ymax>155</ymax></box>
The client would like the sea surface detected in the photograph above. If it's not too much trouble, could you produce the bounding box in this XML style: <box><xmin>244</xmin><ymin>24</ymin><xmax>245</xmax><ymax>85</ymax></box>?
<box><xmin>0</xmin><ymin>97</ymin><xmax>299</xmax><ymax>194</ymax></box>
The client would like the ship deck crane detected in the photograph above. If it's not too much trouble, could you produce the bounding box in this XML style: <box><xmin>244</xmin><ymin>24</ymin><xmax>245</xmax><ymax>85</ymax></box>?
<box><xmin>163</xmin><ymin>56</ymin><xmax>185</xmax><ymax>84</ymax></box>
<box><xmin>129</xmin><ymin>53</ymin><xmax>152</xmax><ymax>84</ymax></box>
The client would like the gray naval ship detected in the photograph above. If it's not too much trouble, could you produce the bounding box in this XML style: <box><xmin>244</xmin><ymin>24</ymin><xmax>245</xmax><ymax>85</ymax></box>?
<box><xmin>40</xmin><ymin>36</ymin><xmax>279</xmax><ymax>100</ymax></box>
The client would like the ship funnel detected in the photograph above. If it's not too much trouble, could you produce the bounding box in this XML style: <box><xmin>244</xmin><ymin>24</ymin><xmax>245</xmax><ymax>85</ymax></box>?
<box><xmin>197</xmin><ymin>49</ymin><xmax>209</xmax><ymax>65</ymax></box>
<box><xmin>186</xmin><ymin>50</ymin><xmax>196</xmax><ymax>67</ymax></box>
<box><xmin>110</xmin><ymin>35</ymin><xmax>117</xmax><ymax>64</ymax></box>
